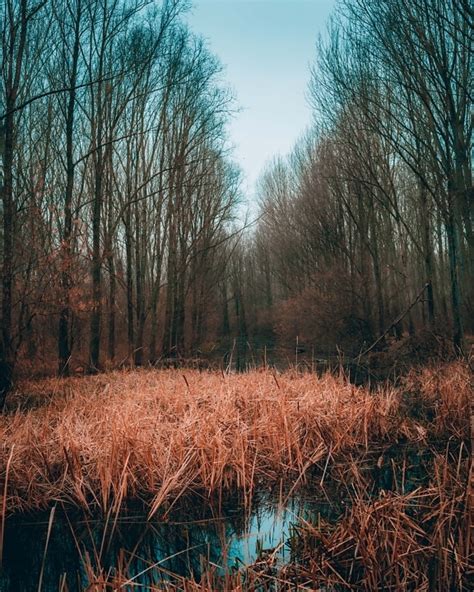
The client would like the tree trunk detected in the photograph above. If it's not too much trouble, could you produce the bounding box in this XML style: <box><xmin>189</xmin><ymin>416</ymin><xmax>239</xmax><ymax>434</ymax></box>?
<box><xmin>90</xmin><ymin>167</ymin><xmax>103</xmax><ymax>370</ymax></box>
<box><xmin>419</xmin><ymin>188</ymin><xmax>435</xmax><ymax>327</ymax></box>
<box><xmin>149</xmin><ymin>282</ymin><xmax>161</xmax><ymax>364</ymax></box>
<box><xmin>1</xmin><ymin>106</ymin><xmax>15</xmax><ymax>400</ymax></box>
<box><xmin>107</xmin><ymin>251</ymin><xmax>116</xmax><ymax>362</ymax></box>
<box><xmin>446</xmin><ymin>212</ymin><xmax>464</xmax><ymax>350</ymax></box>
<box><xmin>58</xmin><ymin>1</ymin><xmax>81</xmax><ymax>375</ymax></box>
<box><xmin>125</xmin><ymin>209</ymin><xmax>135</xmax><ymax>359</ymax></box>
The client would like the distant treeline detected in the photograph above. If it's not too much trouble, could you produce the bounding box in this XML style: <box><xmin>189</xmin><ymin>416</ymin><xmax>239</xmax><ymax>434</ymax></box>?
<box><xmin>246</xmin><ymin>0</ymin><xmax>473</xmax><ymax>357</ymax></box>
<box><xmin>0</xmin><ymin>0</ymin><xmax>241</xmax><ymax>385</ymax></box>
<box><xmin>0</xmin><ymin>0</ymin><xmax>472</xmax><ymax>388</ymax></box>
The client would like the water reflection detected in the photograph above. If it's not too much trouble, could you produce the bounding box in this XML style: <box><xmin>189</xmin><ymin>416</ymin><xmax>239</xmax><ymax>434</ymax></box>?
<box><xmin>0</xmin><ymin>445</ymin><xmax>443</xmax><ymax>591</ymax></box>
<box><xmin>1</xmin><ymin>496</ymin><xmax>323</xmax><ymax>591</ymax></box>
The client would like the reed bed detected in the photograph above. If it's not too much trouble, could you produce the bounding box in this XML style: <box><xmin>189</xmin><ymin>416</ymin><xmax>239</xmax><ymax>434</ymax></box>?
<box><xmin>0</xmin><ymin>362</ymin><xmax>470</xmax><ymax>516</ymax></box>
<box><xmin>40</xmin><ymin>447</ymin><xmax>471</xmax><ymax>591</ymax></box>
<box><xmin>282</xmin><ymin>447</ymin><xmax>471</xmax><ymax>591</ymax></box>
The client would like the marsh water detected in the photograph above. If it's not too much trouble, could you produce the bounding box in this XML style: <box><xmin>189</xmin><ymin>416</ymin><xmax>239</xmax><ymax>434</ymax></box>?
<box><xmin>0</xmin><ymin>445</ymin><xmax>448</xmax><ymax>591</ymax></box>
<box><xmin>1</xmin><ymin>496</ymin><xmax>326</xmax><ymax>591</ymax></box>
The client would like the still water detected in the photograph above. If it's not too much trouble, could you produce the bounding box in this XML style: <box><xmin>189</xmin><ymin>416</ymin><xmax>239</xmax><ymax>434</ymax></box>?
<box><xmin>1</xmin><ymin>495</ymin><xmax>333</xmax><ymax>591</ymax></box>
<box><xmin>0</xmin><ymin>445</ymin><xmax>439</xmax><ymax>591</ymax></box>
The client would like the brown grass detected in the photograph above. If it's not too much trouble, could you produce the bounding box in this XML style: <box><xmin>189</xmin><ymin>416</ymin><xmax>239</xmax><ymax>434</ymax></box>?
<box><xmin>40</xmin><ymin>446</ymin><xmax>471</xmax><ymax>591</ymax></box>
<box><xmin>0</xmin><ymin>362</ymin><xmax>470</xmax><ymax>517</ymax></box>
<box><xmin>280</xmin><ymin>444</ymin><xmax>470</xmax><ymax>591</ymax></box>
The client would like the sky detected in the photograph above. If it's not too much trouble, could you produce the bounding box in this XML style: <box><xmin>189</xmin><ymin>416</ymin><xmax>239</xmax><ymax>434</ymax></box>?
<box><xmin>186</xmin><ymin>0</ymin><xmax>336</xmax><ymax>205</ymax></box>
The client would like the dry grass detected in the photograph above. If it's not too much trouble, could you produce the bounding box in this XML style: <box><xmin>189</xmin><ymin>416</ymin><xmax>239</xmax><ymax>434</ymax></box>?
<box><xmin>0</xmin><ymin>361</ymin><xmax>471</xmax><ymax>590</ymax></box>
<box><xmin>0</xmin><ymin>362</ymin><xmax>470</xmax><ymax>517</ymax></box>
<box><xmin>38</xmin><ymin>446</ymin><xmax>471</xmax><ymax>591</ymax></box>
<box><xmin>283</xmin><ymin>446</ymin><xmax>471</xmax><ymax>591</ymax></box>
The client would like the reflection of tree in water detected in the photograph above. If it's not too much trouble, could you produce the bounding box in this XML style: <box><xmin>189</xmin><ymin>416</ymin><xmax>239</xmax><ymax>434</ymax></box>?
<box><xmin>0</xmin><ymin>450</ymin><xmax>437</xmax><ymax>591</ymax></box>
<box><xmin>1</xmin><ymin>507</ymin><xmax>238</xmax><ymax>591</ymax></box>
<box><xmin>1</xmin><ymin>514</ymin><xmax>84</xmax><ymax>591</ymax></box>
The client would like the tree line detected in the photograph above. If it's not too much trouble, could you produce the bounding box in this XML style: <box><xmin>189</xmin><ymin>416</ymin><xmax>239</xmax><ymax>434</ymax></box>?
<box><xmin>0</xmin><ymin>0</ymin><xmax>472</xmax><ymax>398</ymax></box>
<box><xmin>0</xmin><ymin>0</ymin><xmax>240</xmax><ymax>400</ymax></box>
<box><xmin>231</xmin><ymin>0</ymin><xmax>472</xmax><ymax>361</ymax></box>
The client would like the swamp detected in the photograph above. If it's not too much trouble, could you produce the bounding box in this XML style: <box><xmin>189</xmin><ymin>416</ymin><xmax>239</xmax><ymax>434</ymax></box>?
<box><xmin>0</xmin><ymin>0</ymin><xmax>472</xmax><ymax>589</ymax></box>
<box><xmin>0</xmin><ymin>363</ymin><xmax>472</xmax><ymax>590</ymax></box>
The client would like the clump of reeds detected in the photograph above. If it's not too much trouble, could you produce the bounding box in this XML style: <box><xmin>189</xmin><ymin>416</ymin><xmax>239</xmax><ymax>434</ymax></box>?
<box><xmin>401</xmin><ymin>360</ymin><xmax>472</xmax><ymax>439</ymax></box>
<box><xmin>283</xmin><ymin>447</ymin><xmax>470</xmax><ymax>591</ymax></box>
<box><xmin>44</xmin><ymin>447</ymin><xmax>471</xmax><ymax>591</ymax></box>
<box><xmin>0</xmin><ymin>362</ymin><xmax>470</xmax><ymax>516</ymax></box>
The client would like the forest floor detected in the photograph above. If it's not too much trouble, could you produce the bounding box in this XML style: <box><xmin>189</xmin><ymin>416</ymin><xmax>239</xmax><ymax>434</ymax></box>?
<box><xmin>0</xmin><ymin>362</ymin><xmax>472</xmax><ymax>590</ymax></box>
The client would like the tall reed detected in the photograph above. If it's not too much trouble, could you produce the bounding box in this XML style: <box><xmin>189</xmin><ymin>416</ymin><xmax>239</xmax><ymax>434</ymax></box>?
<box><xmin>0</xmin><ymin>362</ymin><xmax>470</xmax><ymax>516</ymax></box>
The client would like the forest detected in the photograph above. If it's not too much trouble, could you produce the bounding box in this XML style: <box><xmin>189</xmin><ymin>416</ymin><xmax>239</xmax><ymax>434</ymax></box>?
<box><xmin>0</xmin><ymin>0</ymin><xmax>472</xmax><ymax>389</ymax></box>
<box><xmin>0</xmin><ymin>0</ymin><xmax>472</xmax><ymax>590</ymax></box>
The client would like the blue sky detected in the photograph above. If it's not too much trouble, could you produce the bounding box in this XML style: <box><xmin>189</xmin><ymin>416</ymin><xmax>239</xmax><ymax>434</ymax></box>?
<box><xmin>186</xmin><ymin>0</ymin><xmax>335</xmax><ymax>204</ymax></box>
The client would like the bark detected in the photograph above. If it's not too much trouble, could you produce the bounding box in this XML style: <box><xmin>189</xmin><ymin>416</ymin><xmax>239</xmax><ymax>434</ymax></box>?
<box><xmin>89</xmin><ymin>164</ymin><xmax>103</xmax><ymax>370</ymax></box>
<box><xmin>125</xmin><ymin>208</ymin><xmax>135</xmax><ymax>357</ymax></box>
<box><xmin>0</xmin><ymin>0</ymin><xmax>30</xmax><ymax>402</ymax></box>
<box><xmin>107</xmin><ymin>250</ymin><xmax>116</xmax><ymax>362</ymax></box>
<box><xmin>149</xmin><ymin>282</ymin><xmax>161</xmax><ymax>364</ymax></box>
<box><xmin>419</xmin><ymin>187</ymin><xmax>435</xmax><ymax>327</ymax></box>
<box><xmin>446</xmin><ymin>211</ymin><xmax>464</xmax><ymax>351</ymax></box>
<box><xmin>221</xmin><ymin>282</ymin><xmax>230</xmax><ymax>336</ymax></box>
<box><xmin>58</xmin><ymin>0</ymin><xmax>82</xmax><ymax>375</ymax></box>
